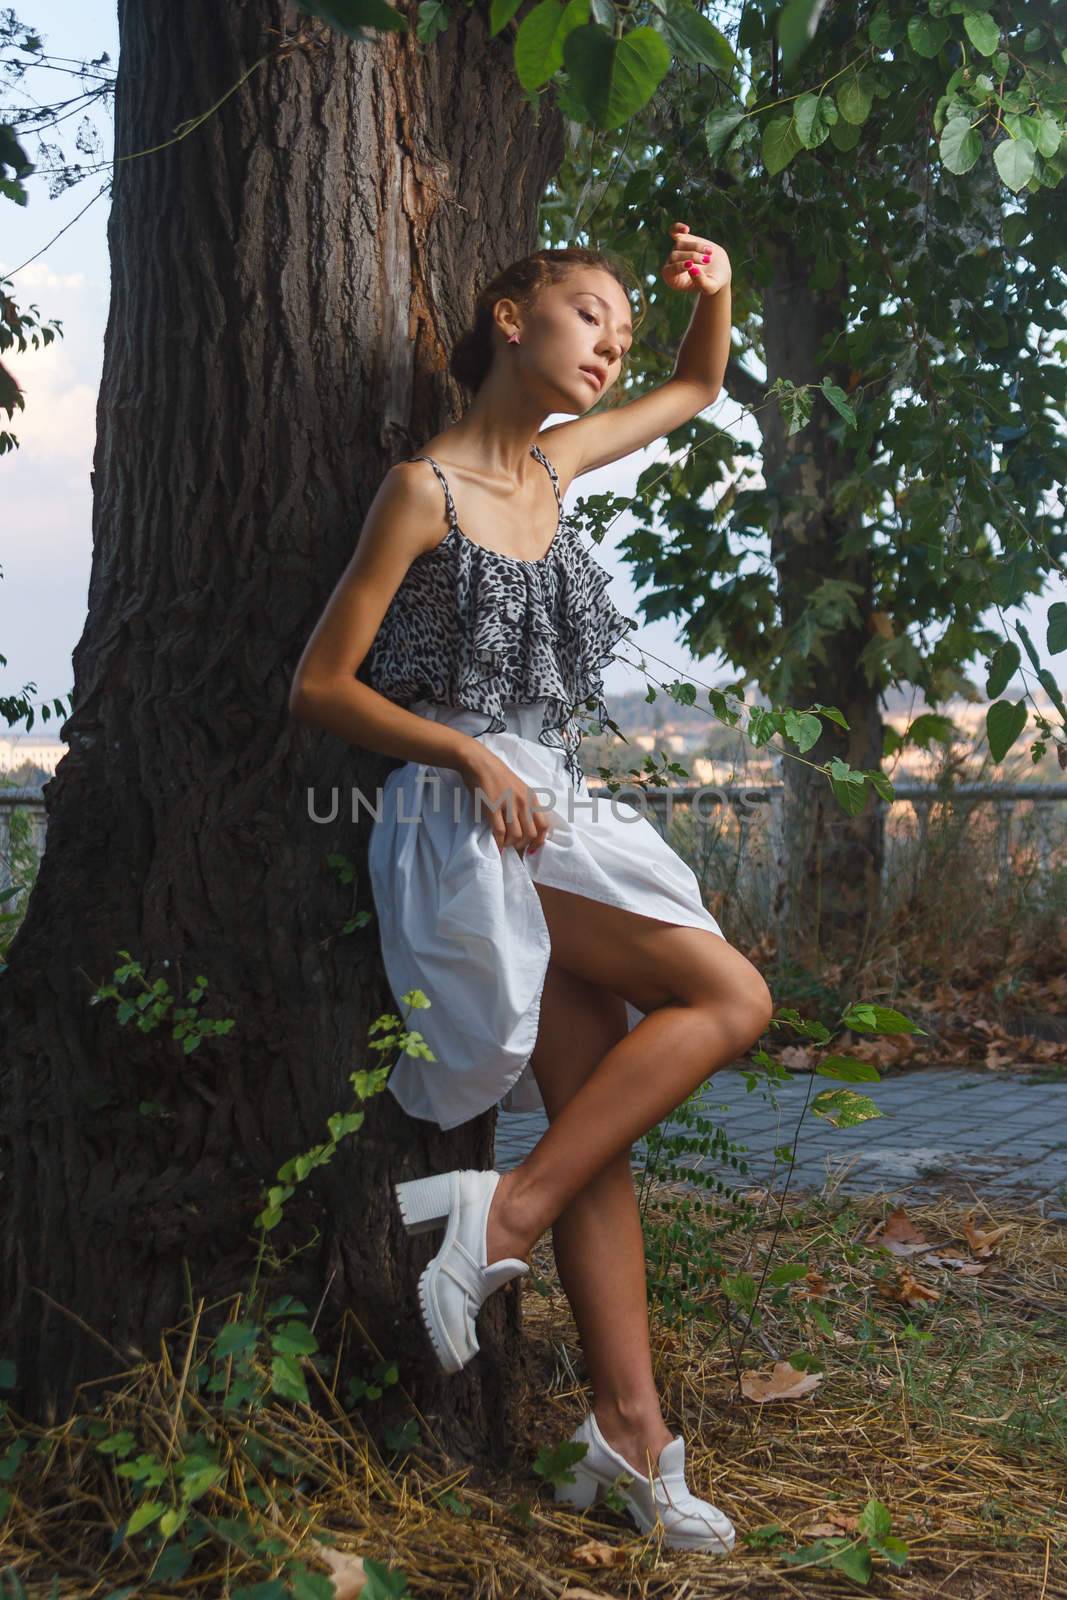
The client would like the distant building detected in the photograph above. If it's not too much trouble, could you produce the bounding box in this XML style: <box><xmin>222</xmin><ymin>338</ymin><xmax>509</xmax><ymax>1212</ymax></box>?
<box><xmin>0</xmin><ymin>736</ymin><xmax>66</xmax><ymax>778</ymax></box>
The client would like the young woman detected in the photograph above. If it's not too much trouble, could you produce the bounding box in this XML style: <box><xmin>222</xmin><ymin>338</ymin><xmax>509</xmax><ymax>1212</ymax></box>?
<box><xmin>290</xmin><ymin>224</ymin><xmax>774</xmax><ymax>1554</ymax></box>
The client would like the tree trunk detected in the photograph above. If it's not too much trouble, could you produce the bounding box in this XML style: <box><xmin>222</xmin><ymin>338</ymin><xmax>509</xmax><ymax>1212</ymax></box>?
<box><xmin>761</xmin><ymin>241</ymin><xmax>886</xmax><ymax>975</ymax></box>
<box><xmin>0</xmin><ymin>0</ymin><xmax>564</xmax><ymax>1447</ymax></box>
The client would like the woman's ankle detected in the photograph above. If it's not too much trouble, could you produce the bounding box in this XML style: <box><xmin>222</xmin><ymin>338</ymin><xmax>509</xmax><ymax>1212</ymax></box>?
<box><xmin>593</xmin><ymin>1397</ymin><xmax>674</xmax><ymax>1472</ymax></box>
<box><xmin>485</xmin><ymin>1169</ymin><xmax>536</xmax><ymax>1265</ymax></box>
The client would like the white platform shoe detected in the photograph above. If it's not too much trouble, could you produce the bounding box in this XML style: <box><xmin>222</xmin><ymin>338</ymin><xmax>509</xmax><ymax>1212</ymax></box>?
<box><xmin>554</xmin><ymin>1410</ymin><xmax>736</xmax><ymax>1554</ymax></box>
<box><xmin>394</xmin><ymin>1168</ymin><xmax>530</xmax><ymax>1375</ymax></box>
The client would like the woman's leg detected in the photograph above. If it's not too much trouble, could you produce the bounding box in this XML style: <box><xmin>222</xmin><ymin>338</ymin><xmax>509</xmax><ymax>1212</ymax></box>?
<box><xmin>487</xmin><ymin>883</ymin><xmax>774</xmax><ymax>1266</ymax></box>
<box><xmin>521</xmin><ymin>959</ymin><xmax>674</xmax><ymax>1476</ymax></box>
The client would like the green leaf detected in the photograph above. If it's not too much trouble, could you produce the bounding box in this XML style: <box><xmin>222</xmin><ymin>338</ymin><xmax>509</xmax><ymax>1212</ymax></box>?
<box><xmin>125</xmin><ymin>1497</ymin><xmax>164</xmax><ymax>1536</ymax></box>
<box><xmin>794</xmin><ymin>93</ymin><xmax>829</xmax><ymax>149</ymax></box>
<box><xmin>867</xmin><ymin>6</ymin><xmax>894</xmax><ymax>47</ymax></box>
<box><xmin>837</xmin><ymin>74</ymin><xmax>873</xmax><ymax>126</ymax></box>
<box><xmin>907</xmin><ymin>14</ymin><xmax>949</xmax><ymax>57</ymax></box>
<box><xmin>656</xmin><ymin>0</ymin><xmax>737</xmax><ymax>72</ymax></box>
<box><xmin>515</xmin><ymin>0</ymin><xmax>590</xmax><ymax>91</ymax></box>
<box><xmin>1037</xmin><ymin>669</ymin><xmax>1066</xmax><ymax>719</ymax></box>
<box><xmin>831</xmin><ymin>1541</ymin><xmax>873</xmax><ymax>1582</ymax></box>
<box><xmin>986</xmin><ymin>698</ymin><xmax>1027</xmax><ymax>761</ymax></box>
<box><xmin>841</xmin><ymin>1003</ymin><xmax>925</xmax><ymax>1036</ymax></box>
<box><xmin>763</xmin><ymin>114</ymin><xmax>801</xmax><ymax>176</ymax></box>
<box><xmin>767</xmin><ymin>1263</ymin><xmax>810</xmax><ymax>1285</ymax></box>
<box><xmin>808</xmin><ymin>1303</ymin><xmax>834</xmax><ymax>1336</ymax></box>
<box><xmin>562</xmin><ymin>23</ymin><xmax>671</xmax><ymax>130</ymax></box>
<box><xmin>212</xmin><ymin>1321</ymin><xmax>261</xmax><ymax>1360</ymax></box>
<box><xmin>271</xmin><ymin>1321</ymin><xmax>319</xmax><ymax>1357</ymax></box>
<box><xmin>858</xmin><ymin>1497</ymin><xmax>893</xmax><ymax>1542</ymax></box>
<box><xmin>786</xmin><ymin>1348</ymin><xmax>825</xmax><ymax>1373</ymax></box>
<box><xmin>811</xmin><ymin>1089</ymin><xmax>882</xmax><ymax>1128</ymax></box>
<box><xmin>879</xmin><ymin>1533</ymin><xmax>910</xmax><ymax>1567</ymax></box>
<box><xmin>963</xmin><ymin>11</ymin><xmax>999</xmax><ymax>55</ymax></box>
<box><xmin>776</xmin><ymin>0</ymin><xmax>830</xmax><ymax>75</ymax></box>
<box><xmin>488</xmin><ymin>0</ymin><xmax>524</xmax><ymax>35</ymax></box>
<box><xmin>747</xmin><ymin>707</ymin><xmax>780</xmax><ymax>748</ymax></box>
<box><xmin>271</xmin><ymin>1353</ymin><xmax>310</xmax><ymax>1407</ymax></box>
<box><xmin>993</xmin><ymin>137</ymin><xmax>1036</xmax><ymax>192</ymax></box>
<box><xmin>940</xmin><ymin>114</ymin><xmax>981</xmax><ymax>175</ymax></box>
<box><xmin>747</xmin><ymin>1521</ymin><xmax>790</xmax><ymax>1551</ymax></box>
<box><xmin>158</xmin><ymin>1505</ymin><xmax>188</xmax><ymax>1538</ymax></box>
<box><xmin>985</xmin><ymin>641</ymin><xmax>1021</xmax><ymax>698</ymax></box>
<box><xmin>96</xmin><ymin>1431</ymin><xmax>138</xmax><ymax>1457</ymax></box>
<box><xmin>177</xmin><ymin>1460</ymin><xmax>226</xmax><ymax>1501</ymax></box>
<box><xmin>829</xmin><ymin>117</ymin><xmax>861</xmax><ymax>152</ymax></box>
<box><xmin>1047</xmin><ymin>602</ymin><xmax>1067</xmax><ymax>656</ymax></box>
<box><xmin>812</xmin><ymin>702</ymin><xmax>849</xmax><ymax>730</ymax></box>
<box><xmin>782</xmin><ymin>710</ymin><xmax>823</xmax><ymax>752</ymax></box>
<box><xmin>827</xmin><ymin>760</ymin><xmax>868</xmax><ymax>816</ymax></box>
<box><xmin>782</xmin><ymin>1537</ymin><xmax>834</xmax><ymax>1567</ymax></box>
<box><xmin>905</xmin><ymin>713</ymin><xmax>956</xmax><ymax>750</ymax></box>
<box><xmin>815</xmin><ymin>1055</ymin><xmax>881</xmax><ymax>1083</ymax></box>
<box><xmin>704</xmin><ymin>108</ymin><xmax>745</xmax><ymax>162</ymax></box>
<box><xmin>327</xmin><ymin>1110</ymin><xmax>365</xmax><ymax>1140</ymax></box>
<box><xmin>302</xmin><ymin>0</ymin><xmax>409</xmax><ymax>37</ymax></box>
<box><xmin>1015</xmin><ymin>620</ymin><xmax>1043</xmax><ymax>672</ymax></box>
<box><xmin>820</xmin><ymin>380</ymin><xmax>856</xmax><ymax>426</ymax></box>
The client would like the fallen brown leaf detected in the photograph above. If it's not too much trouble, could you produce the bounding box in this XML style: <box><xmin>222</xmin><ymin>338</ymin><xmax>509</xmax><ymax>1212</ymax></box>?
<box><xmin>922</xmin><ymin>1252</ymin><xmax>989</xmax><ymax>1276</ymax></box>
<box><xmin>869</xmin><ymin>1205</ymin><xmax>937</xmax><ymax>1256</ymax></box>
<box><xmin>962</xmin><ymin>1212</ymin><xmax>1012</xmax><ymax>1258</ymax></box>
<box><xmin>878</xmin><ymin>1266</ymin><xmax>940</xmax><ymax>1306</ymax></box>
<box><xmin>741</xmin><ymin>1360</ymin><xmax>823</xmax><ymax>1403</ymax></box>
<box><xmin>797</xmin><ymin>1270</ymin><xmax>831</xmax><ymax>1299</ymax></box>
<box><xmin>570</xmin><ymin>1538</ymin><xmax>629</xmax><ymax>1569</ymax></box>
<box><xmin>801</xmin><ymin>1510</ymin><xmax>860</xmax><ymax>1537</ymax></box>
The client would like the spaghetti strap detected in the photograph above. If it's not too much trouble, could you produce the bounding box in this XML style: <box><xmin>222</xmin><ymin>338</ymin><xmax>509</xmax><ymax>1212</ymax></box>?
<box><xmin>408</xmin><ymin>446</ymin><xmax>561</xmax><ymax>528</ymax></box>
<box><xmin>530</xmin><ymin>442</ymin><xmax>563</xmax><ymax>516</ymax></box>
<box><xmin>406</xmin><ymin>454</ymin><xmax>459</xmax><ymax>530</ymax></box>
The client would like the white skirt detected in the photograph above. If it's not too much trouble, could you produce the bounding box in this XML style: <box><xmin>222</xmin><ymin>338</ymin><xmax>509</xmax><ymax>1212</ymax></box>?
<box><xmin>367</xmin><ymin>698</ymin><xmax>727</xmax><ymax>1130</ymax></box>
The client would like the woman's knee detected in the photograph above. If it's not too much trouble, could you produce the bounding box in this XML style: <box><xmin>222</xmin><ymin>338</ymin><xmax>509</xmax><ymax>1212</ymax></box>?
<box><xmin>720</xmin><ymin>972</ymin><xmax>775</xmax><ymax>1051</ymax></box>
<box><xmin>733</xmin><ymin>965</ymin><xmax>775</xmax><ymax>1040</ymax></box>
<box><xmin>685</xmin><ymin>944</ymin><xmax>775</xmax><ymax>1052</ymax></box>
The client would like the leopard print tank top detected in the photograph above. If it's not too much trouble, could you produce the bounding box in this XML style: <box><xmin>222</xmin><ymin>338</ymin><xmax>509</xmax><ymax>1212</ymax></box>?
<box><xmin>365</xmin><ymin>443</ymin><xmax>637</xmax><ymax>787</ymax></box>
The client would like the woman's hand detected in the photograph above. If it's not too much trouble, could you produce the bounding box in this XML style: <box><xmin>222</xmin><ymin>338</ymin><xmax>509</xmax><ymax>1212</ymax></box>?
<box><xmin>456</xmin><ymin>743</ymin><xmax>552</xmax><ymax>858</ymax></box>
<box><xmin>662</xmin><ymin>220</ymin><xmax>732</xmax><ymax>297</ymax></box>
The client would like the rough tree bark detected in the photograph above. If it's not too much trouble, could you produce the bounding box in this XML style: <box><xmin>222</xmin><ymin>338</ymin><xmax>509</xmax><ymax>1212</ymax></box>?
<box><xmin>761</xmin><ymin>240</ymin><xmax>886</xmax><ymax>974</ymax></box>
<box><xmin>0</xmin><ymin>0</ymin><xmax>565</xmax><ymax>1445</ymax></box>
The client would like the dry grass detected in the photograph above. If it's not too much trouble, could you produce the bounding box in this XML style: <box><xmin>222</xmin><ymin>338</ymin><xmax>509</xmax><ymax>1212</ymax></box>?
<box><xmin>1</xmin><ymin>1180</ymin><xmax>1064</xmax><ymax>1597</ymax></box>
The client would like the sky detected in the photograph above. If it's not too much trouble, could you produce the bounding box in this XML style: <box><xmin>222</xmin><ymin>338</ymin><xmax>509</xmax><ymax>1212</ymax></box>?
<box><xmin>2</xmin><ymin>2</ymin><xmax>1064</xmax><ymax>734</ymax></box>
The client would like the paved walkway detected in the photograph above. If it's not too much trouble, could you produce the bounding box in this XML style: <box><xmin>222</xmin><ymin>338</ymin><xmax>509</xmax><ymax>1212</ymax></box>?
<box><xmin>494</xmin><ymin>1066</ymin><xmax>1067</xmax><ymax>1218</ymax></box>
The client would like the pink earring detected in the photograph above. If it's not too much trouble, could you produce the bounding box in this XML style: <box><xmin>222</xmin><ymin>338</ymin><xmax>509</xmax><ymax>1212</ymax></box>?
<box><xmin>508</xmin><ymin>331</ymin><xmax>521</xmax><ymax>345</ymax></box>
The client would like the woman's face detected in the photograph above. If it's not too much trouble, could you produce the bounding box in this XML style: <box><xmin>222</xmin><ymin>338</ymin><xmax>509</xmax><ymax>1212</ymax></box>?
<box><xmin>502</xmin><ymin>268</ymin><xmax>634</xmax><ymax>414</ymax></box>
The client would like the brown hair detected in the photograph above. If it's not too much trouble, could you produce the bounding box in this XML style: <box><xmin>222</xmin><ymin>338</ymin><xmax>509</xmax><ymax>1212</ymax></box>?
<box><xmin>449</xmin><ymin>247</ymin><xmax>645</xmax><ymax>408</ymax></box>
